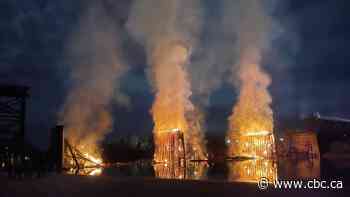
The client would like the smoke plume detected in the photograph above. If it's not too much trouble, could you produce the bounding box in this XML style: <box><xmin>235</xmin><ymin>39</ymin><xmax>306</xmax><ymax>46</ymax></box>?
<box><xmin>60</xmin><ymin>1</ymin><xmax>128</xmax><ymax>156</ymax></box>
<box><xmin>127</xmin><ymin>0</ymin><xmax>207</xmax><ymax>159</ymax></box>
<box><xmin>226</xmin><ymin>0</ymin><xmax>274</xmax><ymax>135</ymax></box>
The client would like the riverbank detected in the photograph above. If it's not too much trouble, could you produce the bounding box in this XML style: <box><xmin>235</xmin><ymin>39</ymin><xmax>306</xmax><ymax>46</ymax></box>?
<box><xmin>2</xmin><ymin>174</ymin><xmax>349</xmax><ymax>197</ymax></box>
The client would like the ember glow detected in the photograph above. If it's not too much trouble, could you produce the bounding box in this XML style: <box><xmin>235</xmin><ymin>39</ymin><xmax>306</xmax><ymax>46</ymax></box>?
<box><xmin>228</xmin><ymin>132</ymin><xmax>275</xmax><ymax>158</ymax></box>
<box><xmin>83</xmin><ymin>153</ymin><xmax>103</xmax><ymax>165</ymax></box>
<box><xmin>67</xmin><ymin>167</ymin><xmax>103</xmax><ymax>176</ymax></box>
<box><xmin>88</xmin><ymin>168</ymin><xmax>103</xmax><ymax>176</ymax></box>
<box><xmin>64</xmin><ymin>140</ymin><xmax>104</xmax><ymax>175</ymax></box>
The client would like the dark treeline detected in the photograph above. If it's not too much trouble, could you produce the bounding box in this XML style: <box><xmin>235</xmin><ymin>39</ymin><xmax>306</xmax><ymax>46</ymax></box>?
<box><xmin>101</xmin><ymin>135</ymin><xmax>154</xmax><ymax>162</ymax></box>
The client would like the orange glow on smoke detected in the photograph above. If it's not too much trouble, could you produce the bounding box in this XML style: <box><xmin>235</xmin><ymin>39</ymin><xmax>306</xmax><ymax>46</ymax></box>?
<box><xmin>227</xmin><ymin>63</ymin><xmax>275</xmax><ymax>158</ymax></box>
<box><xmin>151</xmin><ymin>42</ymin><xmax>206</xmax><ymax>162</ymax></box>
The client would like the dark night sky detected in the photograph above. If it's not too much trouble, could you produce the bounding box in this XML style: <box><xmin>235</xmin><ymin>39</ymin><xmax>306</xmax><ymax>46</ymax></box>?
<box><xmin>1</xmin><ymin>0</ymin><xmax>350</xmax><ymax>149</ymax></box>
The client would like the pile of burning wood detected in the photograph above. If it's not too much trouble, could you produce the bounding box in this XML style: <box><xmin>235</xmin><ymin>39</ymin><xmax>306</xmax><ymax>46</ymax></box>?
<box><xmin>63</xmin><ymin>139</ymin><xmax>103</xmax><ymax>176</ymax></box>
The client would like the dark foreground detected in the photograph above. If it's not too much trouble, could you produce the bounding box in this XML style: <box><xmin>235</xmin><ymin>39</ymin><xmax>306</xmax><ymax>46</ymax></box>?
<box><xmin>2</xmin><ymin>175</ymin><xmax>349</xmax><ymax>197</ymax></box>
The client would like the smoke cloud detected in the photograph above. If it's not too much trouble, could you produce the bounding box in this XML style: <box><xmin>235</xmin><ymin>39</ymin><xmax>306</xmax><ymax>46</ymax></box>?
<box><xmin>226</xmin><ymin>0</ymin><xmax>274</xmax><ymax>134</ymax></box>
<box><xmin>127</xmin><ymin>0</ymin><xmax>207</xmax><ymax>159</ymax></box>
<box><xmin>60</xmin><ymin>1</ymin><xmax>128</xmax><ymax>155</ymax></box>
<box><xmin>222</xmin><ymin>0</ymin><xmax>279</xmax><ymax>158</ymax></box>
<box><xmin>188</xmin><ymin>1</ymin><xmax>235</xmax><ymax>107</ymax></box>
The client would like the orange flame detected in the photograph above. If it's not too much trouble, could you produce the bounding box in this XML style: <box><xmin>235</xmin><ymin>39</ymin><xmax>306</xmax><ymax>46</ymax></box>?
<box><xmin>227</xmin><ymin>62</ymin><xmax>275</xmax><ymax>158</ymax></box>
<box><xmin>151</xmin><ymin>41</ymin><xmax>206</xmax><ymax>162</ymax></box>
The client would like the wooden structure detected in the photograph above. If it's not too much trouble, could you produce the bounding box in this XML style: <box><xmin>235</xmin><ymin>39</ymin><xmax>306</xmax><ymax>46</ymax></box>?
<box><xmin>48</xmin><ymin>125</ymin><xmax>102</xmax><ymax>175</ymax></box>
<box><xmin>49</xmin><ymin>125</ymin><xmax>64</xmax><ymax>172</ymax></box>
<box><xmin>228</xmin><ymin>132</ymin><xmax>276</xmax><ymax>159</ymax></box>
<box><xmin>63</xmin><ymin>139</ymin><xmax>102</xmax><ymax>174</ymax></box>
<box><xmin>0</xmin><ymin>85</ymin><xmax>29</xmax><ymax>168</ymax></box>
<box><xmin>153</xmin><ymin>129</ymin><xmax>186</xmax><ymax>163</ymax></box>
<box><xmin>283</xmin><ymin>131</ymin><xmax>320</xmax><ymax>159</ymax></box>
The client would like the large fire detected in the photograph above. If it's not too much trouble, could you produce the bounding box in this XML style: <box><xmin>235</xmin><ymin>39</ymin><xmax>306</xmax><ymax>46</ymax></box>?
<box><xmin>153</xmin><ymin>128</ymin><xmax>186</xmax><ymax>163</ymax></box>
<box><xmin>227</xmin><ymin>63</ymin><xmax>275</xmax><ymax>158</ymax></box>
<box><xmin>126</xmin><ymin>0</ymin><xmax>206</xmax><ymax>163</ymax></box>
<box><xmin>225</xmin><ymin>0</ymin><xmax>276</xmax><ymax>159</ymax></box>
<box><xmin>60</xmin><ymin>1</ymin><xmax>127</xmax><ymax>176</ymax></box>
<box><xmin>151</xmin><ymin>42</ymin><xmax>206</xmax><ymax>163</ymax></box>
<box><xmin>228</xmin><ymin>132</ymin><xmax>275</xmax><ymax>159</ymax></box>
<box><xmin>64</xmin><ymin>139</ymin><xmax>104</xmax><ymax>176</ymax></box>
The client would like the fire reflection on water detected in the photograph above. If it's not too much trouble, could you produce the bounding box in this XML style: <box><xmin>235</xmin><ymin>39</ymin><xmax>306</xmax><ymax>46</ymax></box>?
<box><xmin>228</xmin><ymin>159</ymin><xmax>277</xmax><ymax>183</ymax></box>
<box><xmin>153</xmin><ymin>162</ymin><xmax>209</xmax><ymax>180</ymax></box>
<box><xmin>64</xmin><ymin>158</ymin><xmax>321</xmax><ymax>181</ymax></box>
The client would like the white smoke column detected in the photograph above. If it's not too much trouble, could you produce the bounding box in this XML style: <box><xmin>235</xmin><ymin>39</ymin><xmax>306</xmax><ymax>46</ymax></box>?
<box><xmin>226</xmin><ymin>0</ymin><xmax>274</xmax><ymax>157</ymax></box>
<box><xmin>127</xmin><ymin>0</ymin><xmax>207</xmax><ymax>160</ymax></box>
<box><xmin>60</xmin><ymin>2</ymin><xmax>128</xmax><ymax>157</ymax></box>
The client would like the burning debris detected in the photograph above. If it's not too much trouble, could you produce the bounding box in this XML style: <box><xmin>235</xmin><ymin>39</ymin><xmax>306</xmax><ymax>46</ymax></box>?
<box><xmin>64</xmin><ymin>139</ymin><xmax>103</xmax><ymax>176</ymax></box>
<box><xmin>226</xmin><ymin>0</ymin><xmax>276</xmax><ymax>159</ymax></box>
<box><xmin>60</xmin><ymin>0</ymin><xmax>128</xmax><ymax>168</ymax></box>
